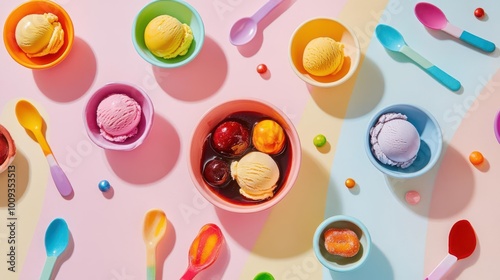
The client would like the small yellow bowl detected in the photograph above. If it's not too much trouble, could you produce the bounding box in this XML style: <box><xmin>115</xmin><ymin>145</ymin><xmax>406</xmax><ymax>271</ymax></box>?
<box><xmin>3</xmin><ymin>0</ymin><xmax>74</xmax><ymax>69</ymax></box>
<box><xmin>289</xmin><ymin>18</ymin><xmax>360</xmax><ymax>88</ymax></box>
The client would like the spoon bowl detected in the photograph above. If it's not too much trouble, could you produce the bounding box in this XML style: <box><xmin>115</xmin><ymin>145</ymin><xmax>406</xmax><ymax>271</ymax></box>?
<box><xmin>414</xmin><ymin>2</ymin><xmax>447</xmax><ymax>30</ymax></box>
<box><xmin>375</xmin><ymin>24</ymin><xmax>406</xmax><ymax>52</ymax></box>
<box><xmin>143</xmin><ymin>209</ymin><xmax>167</xmax><ymax>280</ymax></box>
<box><xmin>229</xmin><ymin>0</ymin><xmax>284</xmax><ymax>46</ymax></box>
<box><xmin>15</xmin><ymin>100</ymin><xmax>73</xmax><ymax>197</ymax></box>
<box><xmin>41</xmin><ymin>218</ymin><xmax>69</xmax><ymax>280</ymax></box>
<box><xmin>180</xmin><ymin>223</ymin><xmax>224</xmax><ymax>280</ymax></box>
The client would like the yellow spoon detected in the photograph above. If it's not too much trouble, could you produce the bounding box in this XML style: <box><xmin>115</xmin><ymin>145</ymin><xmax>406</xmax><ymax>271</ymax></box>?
<box><xmin>15</xmin><ymin>100</ymin><xmax>73</xmax><ymax>197</ymax></box>
<box><xmin>143</xmin><ymin>209</ymin><xmax>167</xmax><ymax>280</ymax></box>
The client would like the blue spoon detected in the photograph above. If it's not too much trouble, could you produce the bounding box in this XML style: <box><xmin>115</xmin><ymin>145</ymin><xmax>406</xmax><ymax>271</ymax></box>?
<box><xmin>375</xmin><ymin>24</ymin><xmax>461</xmax><ymax>91</ymax></box>
<box><xmin>41</xmin><ymin>218</ymin><xmax>69</xmax><ymax>280</ymax></box>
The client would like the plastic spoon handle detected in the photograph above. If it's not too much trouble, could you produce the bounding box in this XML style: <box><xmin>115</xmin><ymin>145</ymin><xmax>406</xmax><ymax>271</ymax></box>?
<box><xmin>400</xmin><ymin>45</ymin><xmax>461</xmax><ymax>91</ymax></box>
<box><xmin>252</xmin><ymin>0</ymin><xmax>283</xmax><ymax>23</ymax></box>
<box><xmin>425</xmin><ymin>253</ymin><xmax>457</xmax><ymax>280</ymax></box>
<box><xmin>180</xmin><ymin>267</ymin><xmax>198</xmax><ymax>280</ymax></box>
<box><xmin>47</xmin><ymin>155</ymin><xmax>73</xmax><ymax>197</ymax></box>
<box><xmin>146</xmin><ymin>247</ymin><xmax>156</xmax><ymax>280</ymax></box>
<box><xmin>460</xmin><ymin>30</ymin><xmax>496</xmax><ymax>53</ymax></box>
<box><xmin>40</xmin><ymin>256</ymin><xmax>57</xmax><ymax>280</ymax></box>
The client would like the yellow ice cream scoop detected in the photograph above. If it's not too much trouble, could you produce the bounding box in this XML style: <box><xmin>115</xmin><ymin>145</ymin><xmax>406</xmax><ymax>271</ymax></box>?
<box><xmin>230</xmin><ymin>151</ymin><xmax>279</xmax><ymax>200</ymax></box>
<box><xmin>252</xmin><ymin>119</ymin><xmax>286</xmax><ymax>154</ymax></box>
<box><xmin>303</xmin><ymin>37</ymin><xmax>344</xmax><ymax>76</ymax></box>
<box><xmin>15</xmin><ymin>13</ymin><xmax>64</xmax><ymax>58</ymax></box>
<box><xmin>144</xmin><ymin>15</ymin><xmax>193</xmax><ymax>59</ymax></box>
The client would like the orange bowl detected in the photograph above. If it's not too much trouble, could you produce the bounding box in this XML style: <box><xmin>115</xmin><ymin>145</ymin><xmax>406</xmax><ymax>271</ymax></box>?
<box><xmin>3</xmin><ymin>0</ymin><xmax>74</xmax><ymax>69</ymax></box>
<box><xmin>289</xmin><ymin>18</ymin><xmax>360</xmax><ymax>87</ymax></box>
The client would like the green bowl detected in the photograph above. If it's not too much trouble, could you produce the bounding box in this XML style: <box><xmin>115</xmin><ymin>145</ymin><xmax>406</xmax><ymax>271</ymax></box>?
<box><xmin>132</xmin><ymin>0</ymin><xmax>205</xmax><ymax>68</ymax></box>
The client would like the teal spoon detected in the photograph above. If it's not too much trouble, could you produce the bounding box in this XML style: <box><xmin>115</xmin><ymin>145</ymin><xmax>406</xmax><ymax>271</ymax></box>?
<box><xmin>41</xmin><ymin>218</ymin><xmax>69</xmax><ymax>280</ymax></box>
<box><xmin>375</xmin><ymin>24</ymin><xmax>461</xmax><ymax>91</ymax></box>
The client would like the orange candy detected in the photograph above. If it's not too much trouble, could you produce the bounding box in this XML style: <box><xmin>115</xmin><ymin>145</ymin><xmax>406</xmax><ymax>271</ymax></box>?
<box><xmin>469</xmin><ymin>151</ymin><xmax>484</xmax><ymax>165</ymax></box>
<box><xmin>324</xmin><ymin>228</ymin><xmax>360</xmax><ymax>257</ymax></box>
<box><xmin>345</xmin><ymin>178</ymin><xmax>356</xmax><ymax>188</ymax></box>
<box><xmin>252</xmin><ymin>120</ymin><xmax>285</xmax><ymax>154</ymax></box>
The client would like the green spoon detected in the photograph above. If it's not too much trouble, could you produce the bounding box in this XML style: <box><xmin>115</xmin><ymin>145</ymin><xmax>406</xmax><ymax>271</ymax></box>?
<box><xmin>143</xmin><ymin>209</ymin><xmax>167</xmax><ymax>280</ymax></box>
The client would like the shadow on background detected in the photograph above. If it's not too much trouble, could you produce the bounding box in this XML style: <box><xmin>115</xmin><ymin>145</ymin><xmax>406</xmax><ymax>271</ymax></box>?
<box><xmin>426</xmin><ymin>144</ymin><xmax>474</xmax><ymax>219</ymax></box>
<box><xmin>0</xmin><ymin>150</ymin><xmax>29</xmax><ymax>207</ymax></box>
<box><xmin>33</xmin><ymin>37</ymin><xmax>97</xmax><ymax>103</ymax></box>
<box><xmin>329</xmin><ymin>244</ymin><xmax>393</xmax><ymax>280</ymax></box>
<box><xmin>156</xmin><ymin>220</ymin><xmax>176</xmax><ymax>280</ymax></box>
<box><xmin>105</xmin><ymin>114</ymin><xmax>179</xmax><ymax>184</ymax></box>
<box><xmin>153</xmin><ymin>36</ymin><xmax>227</xmax><ymax>102</ymax></box>
<box><xmin>308</xmin><ymin>57</ymin><xmax>384</xmax><ymax>119</ymax></box>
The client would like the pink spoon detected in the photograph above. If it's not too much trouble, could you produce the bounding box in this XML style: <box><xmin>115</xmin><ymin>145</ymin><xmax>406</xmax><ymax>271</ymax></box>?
<box><xmin>425</xmin><ymin>220</ymin><xmax>476</xmax><ymax>280</ymax></box>
<box><xmin>229</xmin><ymin>0</ymin><xmax>284</xmax><ymax>46</ymax></box>
<box><xmin>415</xmin><ymin>2</ymin><xmax>495</xmax><ymax>52</ymax></box>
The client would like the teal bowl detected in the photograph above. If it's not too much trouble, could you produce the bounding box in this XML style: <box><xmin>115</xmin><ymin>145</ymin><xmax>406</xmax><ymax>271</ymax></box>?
<box><xmin>132</xmin><ymin>0</ymin><xmax>205</xmax><ymax>68</ymax></box>
<box><xmin>313</xmin><ymin>215</ymin><xmax>371</xmax><ymax>272</ymax></box>
<box><xmin>365</xmin><ymin>104</ymin><xmax>443</xmax><ymax>178</ymax></box>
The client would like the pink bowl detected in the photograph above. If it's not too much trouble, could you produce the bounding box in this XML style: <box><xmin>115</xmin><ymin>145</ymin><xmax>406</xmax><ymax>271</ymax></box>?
<box><xmin>188</xmin><ymin>99</ymin><xmax>301</xmax><ymax>213</ymax></box>
<box><xmin>495</xmin><ymin>110</ymin><xmax>500</xmax><ymax>144</ymax></box>
<box><xmin>83</xmin><ymin>83</ymin><xmax>154</xmax><ymax>151</ymax></box>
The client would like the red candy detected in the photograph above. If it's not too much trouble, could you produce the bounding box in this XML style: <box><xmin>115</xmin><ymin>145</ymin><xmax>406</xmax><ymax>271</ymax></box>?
<box><xmin>474</xmin><ymin>8</ymin><xmax>485</xmax><ymax>18</ymax></box>
<box><xmin>324</xmin><ymin>228</ymin><xmax>360</xmax><ymax>257</ymax></box>
<box><xmin>212</xmin><ymin>121</ymin><xmax>250</xmax><ymax>156</ymax></box>
<box><xmin>257</xmin><ymin>64</ymin><xmax>267</xmax><ymax>74</ymax></box>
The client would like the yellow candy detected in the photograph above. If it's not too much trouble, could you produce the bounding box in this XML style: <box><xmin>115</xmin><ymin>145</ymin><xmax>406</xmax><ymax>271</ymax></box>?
<box><xmin>252</xmin><ymin>120</ymin><xmax>285</xmax><ymax>154</ymax></box>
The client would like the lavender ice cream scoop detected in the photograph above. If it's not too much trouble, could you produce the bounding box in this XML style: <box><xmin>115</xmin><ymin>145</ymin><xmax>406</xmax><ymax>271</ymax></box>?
<box><xmin>370</xmin><ymin>113</ymin><xmax>420</xmax><ymax>169</ymax></box>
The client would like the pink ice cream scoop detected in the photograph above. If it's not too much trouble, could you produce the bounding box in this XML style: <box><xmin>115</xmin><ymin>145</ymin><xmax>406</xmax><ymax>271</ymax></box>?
<box><xmin>96</xmin><ymin>93</ymin><xmax>141</xmax><ymax>142</ymax></box>
<box><xmin>369</xmin><ymin>113</ymin><xmax>420</xmax><ymax>168</ymax></box>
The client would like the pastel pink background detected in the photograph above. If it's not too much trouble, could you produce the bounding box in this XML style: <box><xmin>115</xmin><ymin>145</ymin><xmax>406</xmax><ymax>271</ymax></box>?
<box><xmin>1</xmin><ymin>0</ymin><xmax>500</xmax><ymax>279</ymax></box>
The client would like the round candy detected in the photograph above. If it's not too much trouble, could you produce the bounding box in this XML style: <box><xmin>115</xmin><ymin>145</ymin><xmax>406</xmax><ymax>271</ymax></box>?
<box><xmin>345</xmin><ymin>178</ymin><xmax>356</xmax><ymax>188</ymax></box>
<box><xmin>203</xmin><ymin>158</ymin><xmax>230</xmax><ymax>187</ymax></box>
<box><xmin>405</xmin><ymin>190</ymin><xmax>421</xmax><ymax>205</ymax></box>
<box><xmin>469</xmin><ymin>151</ymin><xmax>484</xmax><ymax>165</ymax></box>
<box><xmin>253</xmin><ymin>272</ymin><xmax>275</xmax><ymax>280</ymax></box>
<box><xmin>98</xmin><ymin>180</ymin><xmax>111</xmax><ymax>192</ymax></box>
<box><xmin>313</xmin><ymin>134</ymin><xmax>327</xmax><ymax>147</ymax></box>
<box><xmin>256</xmin><ymin>64</ymin><xmax>268</xmax><ymax>74</ymax></box>
<box><xmin>474</xmin><ymin>8</ymin><xmax>485</xmax><ymax>18</ymax></box>
<box><xmin>212</xmin><ymin>121</ymin><xmax>250</xmax><ymax>156</ymax></box>
<box><xmin>252</xmin><ymin>120</ymin><xmax>285</xmax><ymax>154</ymax></box>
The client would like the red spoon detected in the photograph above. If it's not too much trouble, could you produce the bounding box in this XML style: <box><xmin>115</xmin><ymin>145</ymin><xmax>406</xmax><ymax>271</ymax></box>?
<box><xmin>180</xmin><ymin>224</ymin><xmax>224</xmax><ymax>280</ymax></box>
<box><xmin>425</xmin><ymin>220</ymin><xmax>476</xmax><ymax>280</ymax></box>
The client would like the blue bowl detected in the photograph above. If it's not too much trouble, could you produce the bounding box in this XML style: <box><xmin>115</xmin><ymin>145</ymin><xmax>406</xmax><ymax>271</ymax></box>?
<box><xmin>132</xmin><ymin>0</ymin><xmax>205</xmax><ymax>68</ymax></box>
<box><xmin>313</xmin><ymin>215</ymin><xmax>371</xmax><ymax>272</ymax></box>
<box><xmin>365</xmin><ymin>104</ymin><xmax>443</xmax><ymax>178</ymax></box>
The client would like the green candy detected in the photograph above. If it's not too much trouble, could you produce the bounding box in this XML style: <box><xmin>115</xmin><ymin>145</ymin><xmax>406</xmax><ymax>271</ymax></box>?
<box><xmin>313</xmin><ymin>134</ymin><xmax>327</xmax><ymax>147</ymax></box>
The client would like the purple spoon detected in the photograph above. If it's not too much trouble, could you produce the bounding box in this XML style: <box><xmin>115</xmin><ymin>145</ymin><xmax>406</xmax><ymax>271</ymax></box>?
<box><xmin>229</xmin><ymin>0</ymin><xmax>284</xmax><ymax>46</ymax></box>
<box><xmin>415</xmin><ymin>2</ymin><xmax>495</xmax><ymax>52</ymax></box>
<box><xmin>494</xmin><ymin>110</ymin><xmax>500</xmax><ymax>144</ymax></box>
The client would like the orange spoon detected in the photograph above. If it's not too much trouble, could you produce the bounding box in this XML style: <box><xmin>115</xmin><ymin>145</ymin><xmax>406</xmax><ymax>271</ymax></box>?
<box><xmin>180</xmin><ymin>223</ymin><xmax>224</xmax><ymax>280</ymax></box>
<box><xmin>143</xmin><ymin>209</ymin><xmax>167</xmax><ymax>280</ymax></box>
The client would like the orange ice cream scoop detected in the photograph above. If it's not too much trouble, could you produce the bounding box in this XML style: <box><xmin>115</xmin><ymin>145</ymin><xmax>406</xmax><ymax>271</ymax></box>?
<box><xmin>324</xmin><ymin>228</ymin><xmax>360</xmax><ymax>257</ymax></box>
<box><xmin>303</xmin><ymin>37</ymin><xmax>344</xmax><ymax>76</ymax></box>
<box><xmin>252</xmin><ymin>119</ymin><xmax>286</xmax><ymax>154</ymax></box>
<box><xmin>15</xmin><ymin>13</ymin><xmax>64</xmax><ymax>58</ymax></box>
